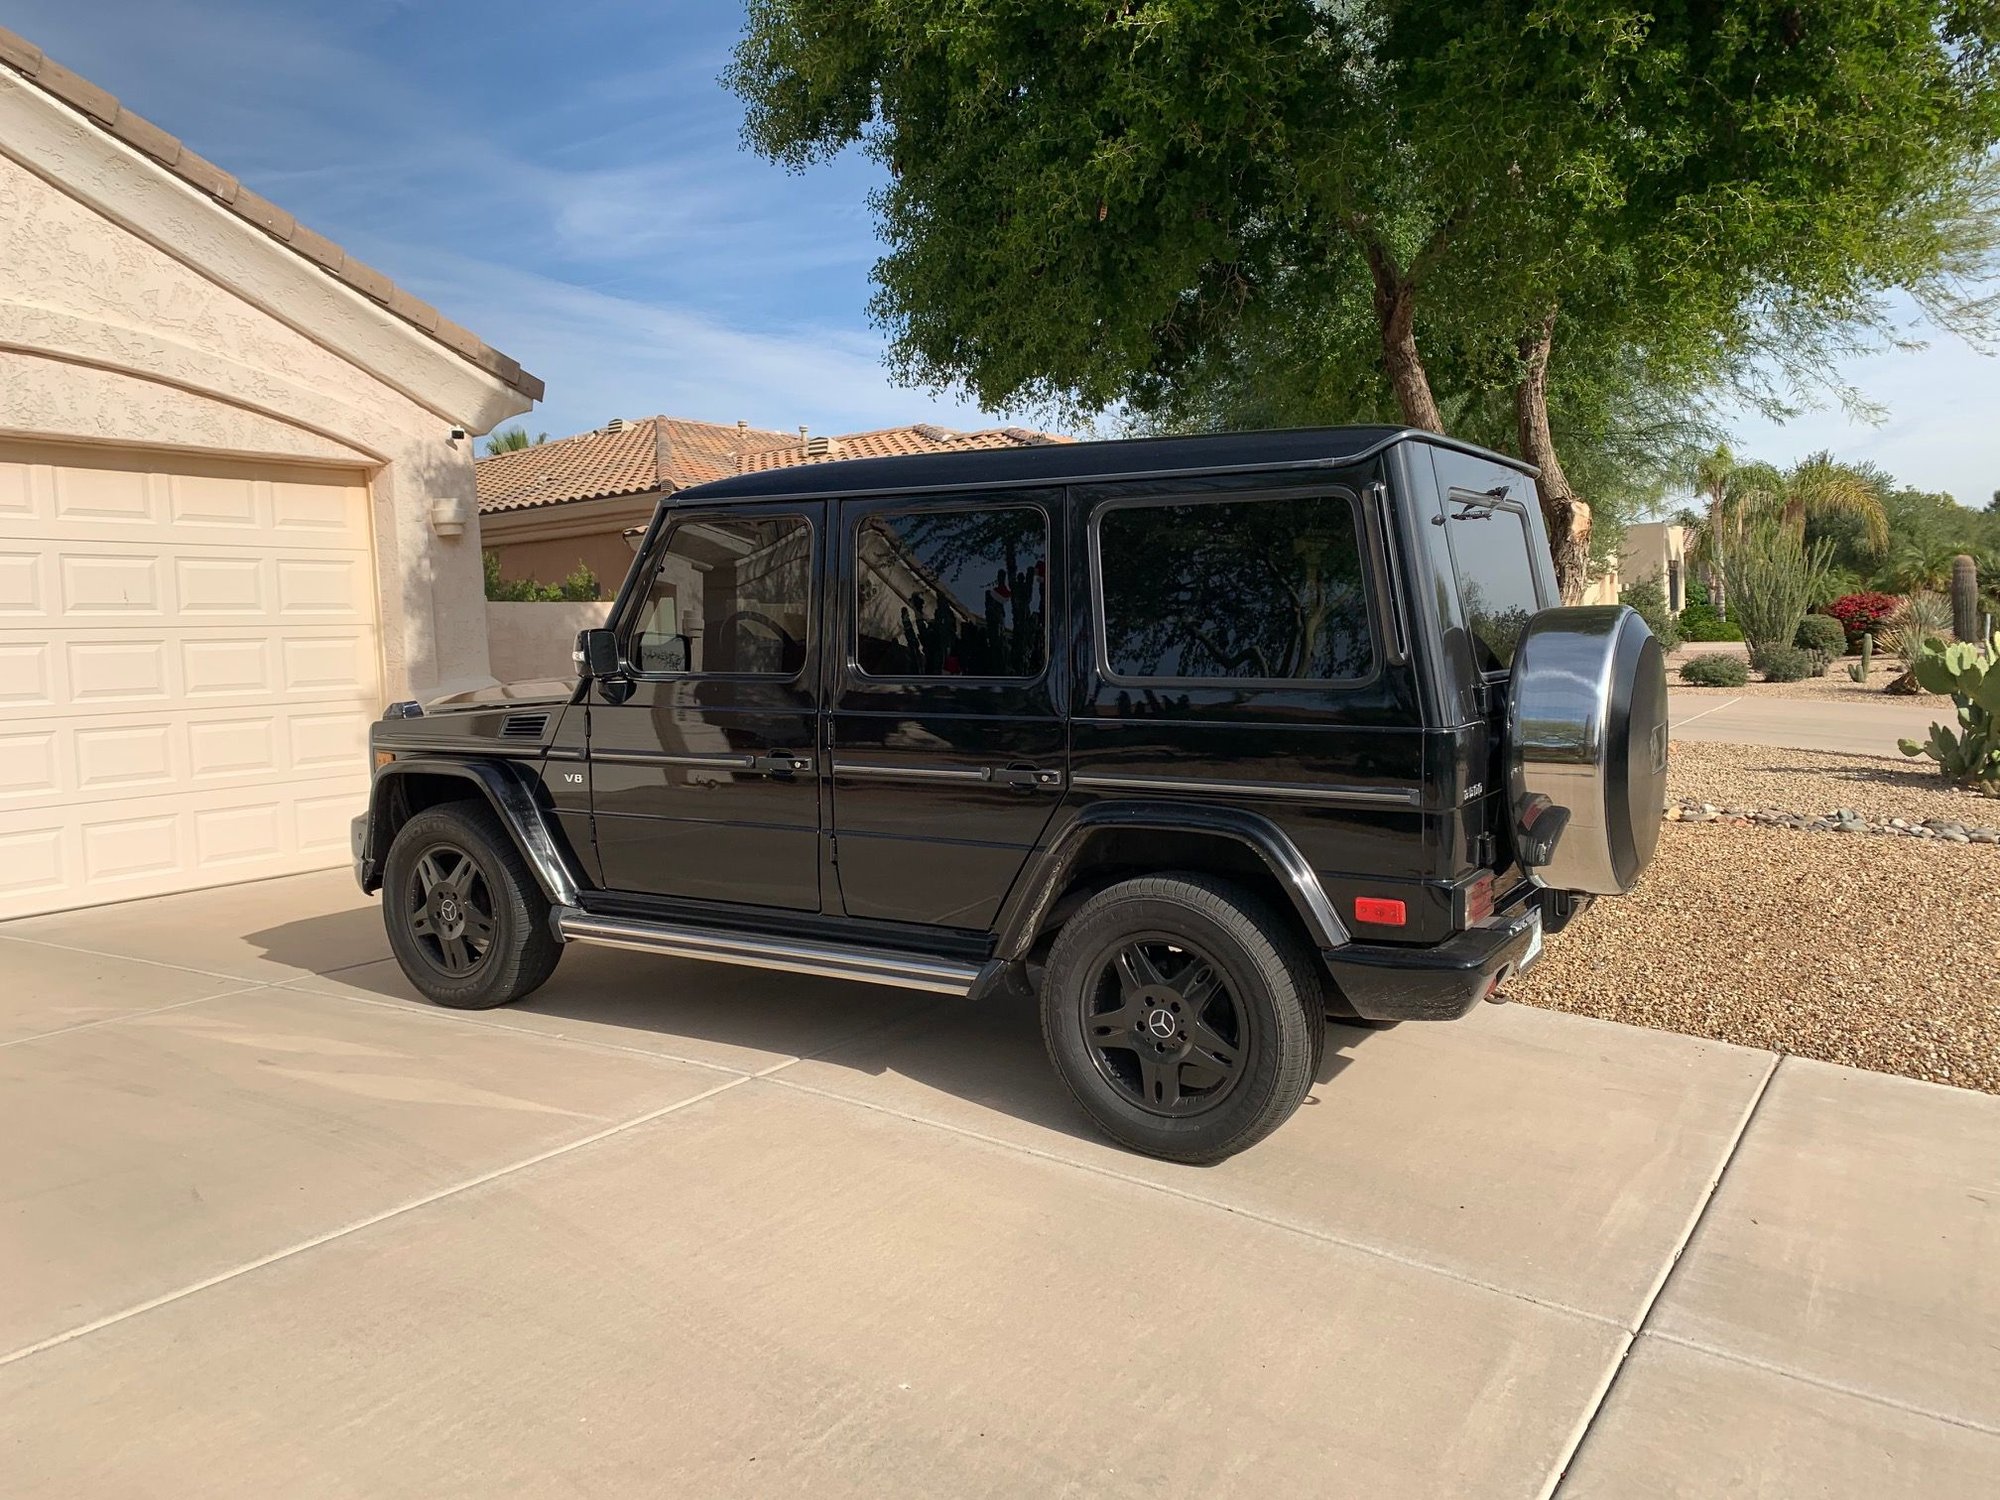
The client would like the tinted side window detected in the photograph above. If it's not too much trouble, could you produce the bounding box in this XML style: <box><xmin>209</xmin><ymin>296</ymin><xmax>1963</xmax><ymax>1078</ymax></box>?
<box><xmin>630</xmin><ymin>515</ymin><xmax>811</xmax><ymax>677</ymax></box>
<box><xmin>855</xmin><ymin>506</ymin><xmax>1048</xmax><ymax>679</ymax></box>
<box><xmin>1097</xmin><ymin>494</ymin><xmax>1375</xmax><ymax>682</ymax></box>
<box><xmin>1442</xmin><ymin>500</ymin><xmax>1542</xmax><ymax>672</ymax></box>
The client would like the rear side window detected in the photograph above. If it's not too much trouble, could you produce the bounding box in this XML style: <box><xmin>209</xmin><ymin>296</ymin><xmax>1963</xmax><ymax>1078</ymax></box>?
<box><xmin>1441</xmin><ymin>498</ymin><xmax>1542</xmax><ymax>672</ymax></box>
<box><xmin>855</xmin><ymin>505</ymin><xmax>1049</xmax><ymax>679</ymax></box>
<box><xmin>1096</xmin><ymin>494</ymin><xmax>1375</xmax><ymax>683</ymax></box>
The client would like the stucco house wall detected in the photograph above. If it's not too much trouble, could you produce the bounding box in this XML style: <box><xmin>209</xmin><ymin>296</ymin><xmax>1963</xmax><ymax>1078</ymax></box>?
<box><xmin>0</xmin><ymin>62</ymin><xmax>533</xmax><ymax>700</ymax></box>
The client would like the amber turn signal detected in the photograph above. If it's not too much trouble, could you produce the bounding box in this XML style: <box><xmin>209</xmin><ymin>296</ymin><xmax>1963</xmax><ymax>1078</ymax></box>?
<box><xmin>374</xmin><ymin>750</ymin><xmax>396</xmax><ymax>769</ymax></box>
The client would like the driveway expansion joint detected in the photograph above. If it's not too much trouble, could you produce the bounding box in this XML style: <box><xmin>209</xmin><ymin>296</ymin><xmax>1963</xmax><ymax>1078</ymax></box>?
<box><xmin>0</xmin><ymin>986</ymin><xmax>261</xmax><ymax>1050</ymax></box>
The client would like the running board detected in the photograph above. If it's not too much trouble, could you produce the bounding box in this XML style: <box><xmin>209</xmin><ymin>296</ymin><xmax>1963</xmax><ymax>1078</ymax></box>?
<box><xmin>553</xmin><ymin>908</ymin><xmax>984</xmax><ymax>995</ymax></box>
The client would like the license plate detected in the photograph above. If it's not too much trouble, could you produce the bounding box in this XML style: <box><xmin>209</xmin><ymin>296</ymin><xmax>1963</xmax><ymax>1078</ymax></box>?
<box><xmin>1517</xmin><ymin>913</ymin><xmax>1544</xmax><ymax>973</ymax></box>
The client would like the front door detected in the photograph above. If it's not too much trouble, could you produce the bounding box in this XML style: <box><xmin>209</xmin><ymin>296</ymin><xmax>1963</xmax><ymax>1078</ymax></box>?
<box><xmin>589</xmin><ymin>502</ymin><xmax>824</xmax><ymax>909</ymax></box>
<box><xmin>828</xmin><ymin>491</ymin><xmax>1067</xmax><ymax>929</ymax></box>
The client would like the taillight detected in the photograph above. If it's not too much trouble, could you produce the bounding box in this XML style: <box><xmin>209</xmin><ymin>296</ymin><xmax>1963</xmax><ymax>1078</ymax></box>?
<box><xmin>1355</xmin><ymin>896</ymin><xmax>1407</xmax><ymax>927</ymax></box>
<box><xmin>1465</xmin><ymin>872</ymin><xmax>1495</xmax><ymax>926</ymax></box>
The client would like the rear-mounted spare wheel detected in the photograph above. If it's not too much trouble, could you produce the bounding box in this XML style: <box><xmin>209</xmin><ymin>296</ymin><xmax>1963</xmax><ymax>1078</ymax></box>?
<box><xmin>1505</xmin><ymin>605</ymin><xmax>1669</xmax><ymax>896</ymax></box>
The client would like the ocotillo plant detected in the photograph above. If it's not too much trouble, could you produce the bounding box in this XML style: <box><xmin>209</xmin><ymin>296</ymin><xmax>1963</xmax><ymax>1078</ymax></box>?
<box><xmin>1953</xmin><ymin>554</ymin><xmax>1980</xmax><ymax>642</ymax></box>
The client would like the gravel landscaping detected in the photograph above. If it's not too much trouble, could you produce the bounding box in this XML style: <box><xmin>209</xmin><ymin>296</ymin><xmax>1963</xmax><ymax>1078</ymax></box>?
<box><xmin>1510</xmin><ymin>740</ymin><xmax>2000</xmax><ymax>1094</ymax></box>
<box><xmin>1667</xmin><ymin>643</ymin><xmax>1919</xmax><ymax>703</ymax></box>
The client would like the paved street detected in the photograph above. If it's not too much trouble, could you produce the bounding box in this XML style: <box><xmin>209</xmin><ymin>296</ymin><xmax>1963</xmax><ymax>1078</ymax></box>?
<box><xmin>1670</xmin><ymin>689</ymin><xmax>1942</xmax><ymax>756</ymax></box>
<box><xmin>4</xmin><ymin>871</ymin><xmax>1997</xmax><ymax>1497</ymax></box>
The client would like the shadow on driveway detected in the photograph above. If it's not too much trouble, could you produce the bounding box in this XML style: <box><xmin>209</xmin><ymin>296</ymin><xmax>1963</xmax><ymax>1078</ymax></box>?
<box><xmin>248</xmin><ymin>904</ymin><xmax>1381</xmax><ymax>1158</ymax></box>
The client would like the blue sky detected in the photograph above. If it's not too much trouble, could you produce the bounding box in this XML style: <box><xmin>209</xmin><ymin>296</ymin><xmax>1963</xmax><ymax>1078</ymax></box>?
<box><xmin>12</xmin><ymin>0</ymin><xmax>1998</xmax><ymax>504</ymax></box>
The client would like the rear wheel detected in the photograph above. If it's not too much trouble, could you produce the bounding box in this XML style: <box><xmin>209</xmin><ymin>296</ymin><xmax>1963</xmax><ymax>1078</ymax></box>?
<box><xmin>382</xmin><ymin>802</ymin><xmax>561</xmax><ymax>1009</ymax></box>
<box><xmin>1041</xmin><ymin>873</ymin><xmax>1320</xmax><ymax>1164</ymax></box>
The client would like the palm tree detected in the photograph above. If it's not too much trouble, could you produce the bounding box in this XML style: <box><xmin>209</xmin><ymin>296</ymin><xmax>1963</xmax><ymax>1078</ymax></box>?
<box><xmin>1766</xmin><ymin>452</ymin><xmax>1888</xmax><ymax>554</ymax></box>
<box><xmin>1686</xmin><ymin>446</ymin><xmax>1780</xmax><ymax>616</ymax></box>
<box><xmin>483</xmin><ymin>426</ymin><xmax>549</xmax><ymax>457</ymax></box>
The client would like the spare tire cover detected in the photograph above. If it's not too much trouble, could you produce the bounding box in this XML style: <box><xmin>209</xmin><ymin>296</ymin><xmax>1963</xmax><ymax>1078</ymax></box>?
<box><xmin>1505</xmin><ymin>605</ymin><xmax>1668</xmax><ymax>895</ymax></box>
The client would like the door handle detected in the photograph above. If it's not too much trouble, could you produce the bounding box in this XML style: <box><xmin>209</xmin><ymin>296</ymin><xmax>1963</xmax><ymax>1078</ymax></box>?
<box><xmin>756</xmin><ymin>752</ymin><xmax>815</xmax><ymax>776</ymax></box>
<box><xmin>984</xmin><ymin>765</ymin><xmax>1063</xmax><ymax>790</ymax></box>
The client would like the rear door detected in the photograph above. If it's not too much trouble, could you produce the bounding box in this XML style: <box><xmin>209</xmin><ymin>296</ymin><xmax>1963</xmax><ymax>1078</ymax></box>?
<box><xmin>827</xmin><ymin>492</ymin><xmax>1066</xmax><ymax>929</ymax></box>
<box><xmin>588</xmin><ymin>502</ymin><xmax>824</xmax><ymax>910</ymax></box>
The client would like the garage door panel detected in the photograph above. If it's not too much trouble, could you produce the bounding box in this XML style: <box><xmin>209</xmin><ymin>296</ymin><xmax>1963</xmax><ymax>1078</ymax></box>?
<box><xmin>0</xmin><ymin>447</ymin><xmax>378</xmax><ymax>917</ymax></box>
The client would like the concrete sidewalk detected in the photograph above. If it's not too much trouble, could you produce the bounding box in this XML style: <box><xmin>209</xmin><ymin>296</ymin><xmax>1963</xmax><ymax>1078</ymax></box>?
<box><xmin>3</xmin><ymin>872</ymin><xmax>1995</xmax><ymax>1497</ymax></box>
<box><xmin>1671</xmin><ymin>689</ymin><xmax>1941</xmax><ymax>756</ymax></box>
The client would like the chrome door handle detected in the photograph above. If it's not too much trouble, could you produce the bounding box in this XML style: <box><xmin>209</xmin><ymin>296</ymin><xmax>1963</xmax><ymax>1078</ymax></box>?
<box><xmin>984</xmin><ymin>765</ymin><xmax>1063</xmax><ymax>789</ymax></box>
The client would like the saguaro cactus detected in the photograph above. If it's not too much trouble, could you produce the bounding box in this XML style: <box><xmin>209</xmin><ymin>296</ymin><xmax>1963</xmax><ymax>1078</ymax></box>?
<box><xmin>1953</xmin><ymin>554</ymin><xmax>1979</xmax><ymax>642</ymax></box>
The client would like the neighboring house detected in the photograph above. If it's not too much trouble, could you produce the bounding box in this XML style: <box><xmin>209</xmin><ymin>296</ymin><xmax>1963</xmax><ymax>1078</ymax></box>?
<box><xmin>0</xmin><ymin>28</ymin><xmax>539</xmax><ymax>918</ymax></box>
<box><xmin>1580</xmin><ymin>521</ymin><xmax>1691</xmax><ymax>611</ymax></box>
<box><xmin>476</xmin><ymin>417</ymin><xmax>1070</xmax><ymax>588</ymax></box>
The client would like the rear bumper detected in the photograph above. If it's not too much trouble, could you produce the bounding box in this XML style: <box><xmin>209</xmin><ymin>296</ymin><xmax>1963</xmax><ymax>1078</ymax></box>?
<box><xmin>1321</xmin><ymin>903</ymin><xmax>1543</xmax><ymax>1022</ymax></box>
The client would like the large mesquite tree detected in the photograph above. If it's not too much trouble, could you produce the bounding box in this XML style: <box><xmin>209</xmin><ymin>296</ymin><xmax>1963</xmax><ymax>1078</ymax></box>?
<box><xmin>730</xmin><ymin>2</ymin><xmax>2000</xmax><ymax>599</ymax></box>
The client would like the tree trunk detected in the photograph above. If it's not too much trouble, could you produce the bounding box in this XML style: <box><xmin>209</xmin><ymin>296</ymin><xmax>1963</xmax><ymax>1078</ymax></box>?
<box><xmin>1362</xmin><ymin>240</ymin><xmax>1443</xmax><ymax>432</ymax></box>
<box><xmin>1514</xmin><ymin>309</ymin><xmax>1591</xmax><ymax>604</ymax></box>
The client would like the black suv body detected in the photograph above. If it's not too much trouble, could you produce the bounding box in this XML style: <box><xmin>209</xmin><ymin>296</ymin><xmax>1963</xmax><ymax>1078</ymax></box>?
<box><xmin>356</xmin><ymin>427</ymin><xmax>1667</xmax><ymax>1161</ymax></box>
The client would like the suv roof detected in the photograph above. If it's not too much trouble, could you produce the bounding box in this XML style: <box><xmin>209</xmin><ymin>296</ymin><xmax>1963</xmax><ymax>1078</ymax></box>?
<box><xmin>673</xmin><ymin>425</ymin><xmax>1537</xmax><ymax>505</ymax></box>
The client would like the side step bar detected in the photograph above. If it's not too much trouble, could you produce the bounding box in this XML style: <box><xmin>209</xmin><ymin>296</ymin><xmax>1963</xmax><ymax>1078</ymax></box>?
<box><xmin>553</xmin><ymin>908</ymin><xmax>984</xmax><ymax>996</ymax></box>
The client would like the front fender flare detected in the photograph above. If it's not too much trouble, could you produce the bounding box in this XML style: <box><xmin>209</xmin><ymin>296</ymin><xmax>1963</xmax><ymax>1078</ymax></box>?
<box><xmin>991</xmin><ymin>800</ymin><xmax>1351</xmax><ymax>960</ymax></box>
<box><xmin>360</xmin><ymin>757</ymin><xmax>583</xmax><ymax>909</ymax></box>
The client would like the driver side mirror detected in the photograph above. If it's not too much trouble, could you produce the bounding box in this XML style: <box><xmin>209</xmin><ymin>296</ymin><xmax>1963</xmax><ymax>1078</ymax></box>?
<box><xmin>574</xmin><ymin>627</ymin><xmax>621</xmax><ymax>679</ymax></box>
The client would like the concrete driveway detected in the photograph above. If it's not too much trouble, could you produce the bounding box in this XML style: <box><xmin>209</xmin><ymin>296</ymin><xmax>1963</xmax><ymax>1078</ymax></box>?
<box><xmin>3</xmin><ymin>873</ymin><xmax>1996</xmax><ymax>1497</ymax></box>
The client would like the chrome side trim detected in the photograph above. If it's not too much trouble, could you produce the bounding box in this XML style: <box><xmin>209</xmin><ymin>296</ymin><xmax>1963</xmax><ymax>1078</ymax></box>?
<box><xmin>553</xmin><ymin>910</ymin><xmax>982</xmax><ymax>995</ymax></box>
<box><xmin>832</xmin><ymin>762</ymin><xmax>991</xmax><ymax>784</ymax></box>
<box><xmin>1070</xmin><ymin>773</ymin><xmax>1419</xmax><ymax>808</ymax></box>
<box><xmin>590</xmin><ymin>750</ymin><xmax>757</xmax><ymax>769</ymax></box>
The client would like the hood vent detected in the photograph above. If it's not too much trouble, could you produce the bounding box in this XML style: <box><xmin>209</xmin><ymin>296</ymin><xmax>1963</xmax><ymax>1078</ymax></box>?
<box><xmin>500</xmin><ymin>713</ymin><xmax>550</xmax><ymax>741</ymax></box>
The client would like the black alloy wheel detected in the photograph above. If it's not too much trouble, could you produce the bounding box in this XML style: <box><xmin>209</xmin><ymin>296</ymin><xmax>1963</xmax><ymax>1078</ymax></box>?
<box><xmin>380</xmin><ymin>801</ymin><xmax>562</xmax><ymax>1010</ymax></box>
<box><xmin>403</xmin><ymin>842</ymin><xmax>497</xmax><ymax>977</ymax></box>
<box><xmin>1082</xmin><ymin>935</ymin><xmax>1249</xmax><ymax>1116</ymax></box>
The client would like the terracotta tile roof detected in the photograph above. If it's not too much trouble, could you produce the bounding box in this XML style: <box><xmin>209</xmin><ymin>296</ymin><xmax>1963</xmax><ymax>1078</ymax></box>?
<box><xmin>0</xmin><ymin>24</ymin><xmax>542</xmax><ymax>403</ymax></box>
<box><xmin>477</xmin><ymin>418</ymin><xmax>1069</xmax><ymax>514</ymax></box>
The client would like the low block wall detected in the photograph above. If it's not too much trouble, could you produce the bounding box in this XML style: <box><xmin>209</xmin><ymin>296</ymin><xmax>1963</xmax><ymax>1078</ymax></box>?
<box><xmin>485</xmin><ymin>600</ymin><xmax>613</xmax><ymax>683</ymax></box>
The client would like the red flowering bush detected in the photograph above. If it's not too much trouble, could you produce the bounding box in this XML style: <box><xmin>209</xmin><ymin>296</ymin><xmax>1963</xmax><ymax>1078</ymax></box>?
<box><xmin>1825</xmin><ymin>592</ymin><xmax>1900</xmax><ymax>648</ymax></box>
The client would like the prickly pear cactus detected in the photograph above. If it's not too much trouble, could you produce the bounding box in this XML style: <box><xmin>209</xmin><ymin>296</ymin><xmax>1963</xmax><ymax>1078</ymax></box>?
<box><xmin>1897</xmin><ymin>632</ymin><xmax>2000</xmax><ymax>796</ymax></box>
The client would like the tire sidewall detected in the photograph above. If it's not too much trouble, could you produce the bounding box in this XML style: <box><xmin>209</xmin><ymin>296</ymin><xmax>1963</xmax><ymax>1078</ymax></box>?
<box><xmin>382</xmin><ymin>806</ymin><xmax>536</xmax><ymax>1008</ymax></box>
<box><xmin>1043</xmin><ymin>880</ymin><xmax>1310</xmax><ymax>1161</ymax></box>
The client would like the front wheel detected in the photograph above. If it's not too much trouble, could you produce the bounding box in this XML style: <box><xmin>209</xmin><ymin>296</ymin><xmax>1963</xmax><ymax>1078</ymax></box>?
<box><xmin>382</xmin><ymin>801</ymin><xmax>562</xmax><ymax>1009</ymax></box>
<box><xmin>1040</xmin><ymin>873</ymin><xmax>1320</xmax><ymax>1164</ymax></box>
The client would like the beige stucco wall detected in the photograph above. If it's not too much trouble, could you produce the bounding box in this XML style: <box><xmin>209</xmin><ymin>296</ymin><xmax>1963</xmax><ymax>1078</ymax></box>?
<box><xmin>485</xmin><ymin>600</ymin><xmax>612</xmax><ymax>682</ymax></box>
<box><xmin>479</xmin><ymin>493</ymin><xmax>655</xmax><ymax>603</ymax></box>
<box><xmin>0</xmin><ymin>70</ymin><xmax>533</xmax><ymax>701</ymax></box>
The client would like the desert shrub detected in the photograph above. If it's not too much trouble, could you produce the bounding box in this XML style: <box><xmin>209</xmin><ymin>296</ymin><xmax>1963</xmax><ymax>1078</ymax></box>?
<box><xmin>1679</xmin><ymin>653</ymin><xmax>1749</xmax><ymax>687</ymax></box>
<box><xmin>1882</xmin><ymin>592</ymin><xmax>1953</xmax><ymax>668</ymax></box>
<box><xmin>1724</xmin><ymin>524</ymin><xmax>1835</xmax><ymax>662</ymax></box>
<box><xmin>1620</xmin><ymin>570</ymin><xmax>1682</xmax><ymax>651</ymax></box>
<box><xmin>1825</xmin><ymin>591</ymin><xmax>1899</xmax><ymax>648</ymax></box>
<box><xmin>1794</xmin><ymin>613</ymin><xmax>1849</xmax><ymax>657</ymax></box>
<box><xmin>1897</xmin><ymin>631</ymin><xmax>2000</xmax><ymax>796</ymax></box>
<box><xmin>483</xmin><ymin>551</ymin><xmax>602</xmax><ymax>603</ymax></box>
<box><xmin>1677</xmin><ymin>599</ymin><xmax>1742</xmax><ymax>640</ymax></box>
<box><xmin>1753</xmin><ymin>644</ymin><xmax>1822</xmax><ymax>682</ymax></box>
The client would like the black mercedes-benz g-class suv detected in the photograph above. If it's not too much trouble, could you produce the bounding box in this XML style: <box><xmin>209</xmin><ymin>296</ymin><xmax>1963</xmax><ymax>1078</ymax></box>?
<box><xmin>355</xmin><ymin>427</ymin><xmax>1667</xmax><ymax>1163</ymax></box>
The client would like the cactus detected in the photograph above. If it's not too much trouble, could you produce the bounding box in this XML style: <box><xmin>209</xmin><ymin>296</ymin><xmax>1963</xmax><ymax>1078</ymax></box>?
<box><xmin>1953</xmin><ymin>554</ymin><xmax>1979</xmax><ymax>642</ymax></box>
<box><xmin>1847</xmin><ymin>631</ymin><xmax>1873</xmax><ymax>683</ymax></box>
<box><xmin>1897</xmin><ymin>631</ymin><xmax>2000</xmax><ymax>795</ymax></box>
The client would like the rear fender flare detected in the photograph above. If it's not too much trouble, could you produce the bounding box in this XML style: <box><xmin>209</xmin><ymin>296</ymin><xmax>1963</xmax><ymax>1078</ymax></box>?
<box><xmin>992</xmin><ymin>801</ymin><xmax>1350</xmax><ymax>960</ymax></box>
<box><xmin>361</xmin><ymin>757</ymin><xmax>583</xmax><ymax>909</ymax></box>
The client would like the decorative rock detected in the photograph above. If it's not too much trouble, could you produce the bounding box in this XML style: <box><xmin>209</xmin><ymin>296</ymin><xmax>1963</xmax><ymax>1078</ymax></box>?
<box><xmin>1661</xmin><ymin>796</ymin><xmax>1999</xmax><ymax>849</ymax></box>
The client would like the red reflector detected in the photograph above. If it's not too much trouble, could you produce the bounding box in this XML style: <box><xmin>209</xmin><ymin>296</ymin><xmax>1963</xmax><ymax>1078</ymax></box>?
<box><xmin>1355</xmin><ymin>897</ymin><xmax>1407</xmax><ymax>927</ymax></box>
<box><xmin>1466</xmin><ymin>873</ymin><xmax>1495</xmax><ymax>926</ymax></box>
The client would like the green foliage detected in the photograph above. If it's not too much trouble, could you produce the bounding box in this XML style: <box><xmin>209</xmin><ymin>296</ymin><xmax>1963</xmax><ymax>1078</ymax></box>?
<box><xmin>1619</xmin><ymin>570</ymin><xmax>1682</xmax><ymax>652</ymax></box>
<box><xmin>1794</xmin><ymin>614</ymin><xmax>1850</xmax><ymax>657</ymax></box>
<box><xmin>483</xmin><ymin>426</ymin><xmax>548</xmax><ymax>457</ymax></box>
<box><xmin>728</xmin><ymin>0</ymin><xmax>2000</xmax><ymax>572</ymax></box>
<box><xmin>1882</xmin><ymin>592</ymin><xmax>1955</xmax><ymax>674</ymax></box>
<box><xmin>1724</xmin><ymin>524</ymin><xmax>1836</xmax><ymax>662</ymax></box>
<box><xmin>1753</xmin><ymin>644</ymin><xmax>1825</xmax><ymax>682</ymax></box>
<box><xmin>1897</xmin><ymin>633</ymin><xmax>2000</xmax><ymax>795</ymax></box>
<box><xmin>1678</xmin><ymin>604</ymin><xmax>1743</xmax><ymax>641</ymax></box>
<box><xmin>1679</xmin><ymin>653</ymin><xmax>1749</xmax><ymax>688</ymax></box>
<box><xmin>482</xmin><ymin>551</ymin><xmax>601</xmax><ymax>603</ymax></box>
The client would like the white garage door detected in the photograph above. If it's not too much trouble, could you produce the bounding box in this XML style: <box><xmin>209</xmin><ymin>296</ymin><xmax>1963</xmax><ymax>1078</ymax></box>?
<box><xmin>0</xmin><ymin>443</ymin><xmax>380</xmax><ymax>919</ymax></box>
